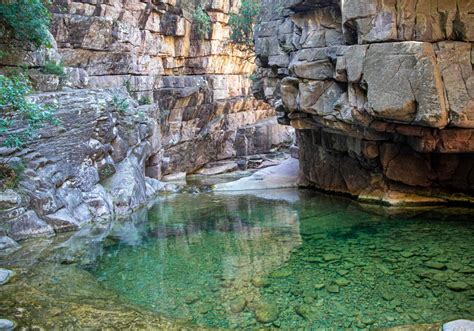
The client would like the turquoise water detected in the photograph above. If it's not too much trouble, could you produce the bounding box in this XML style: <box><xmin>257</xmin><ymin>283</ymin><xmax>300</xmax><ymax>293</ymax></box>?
<box><xmin>88</xmin><ymin>191</ymin><xmax>474</xmax><ymax>329</ymax></box>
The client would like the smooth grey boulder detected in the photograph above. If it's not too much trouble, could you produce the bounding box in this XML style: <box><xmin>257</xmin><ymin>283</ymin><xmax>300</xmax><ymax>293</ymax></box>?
<box><xmin>443</xmin><ymin>320</ymin><xmax>474</xmax><ymax>331</ymax></box>
<box><xmin>0</xmin><ymin>269</ymin><xmax>14</xmax><ymax>285</ymax></box>
<box><xmin>0</xmin><ymin>319</ymin><xmax>14</xmax><ymax>330</ymax></box>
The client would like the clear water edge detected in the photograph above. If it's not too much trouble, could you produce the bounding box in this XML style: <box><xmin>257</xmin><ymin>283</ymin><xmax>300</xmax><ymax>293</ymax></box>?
<box><xmin>80</xmin><ymin>190</ymin><xmax>474</xmax><ymax>329</ymax></box>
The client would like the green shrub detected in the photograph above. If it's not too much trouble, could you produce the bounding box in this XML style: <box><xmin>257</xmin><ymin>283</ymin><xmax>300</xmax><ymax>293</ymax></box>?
<box><xmin>228</xmin><ymin>0</ymin><xmax>261</xmax><ymax>49</ymax></box>
<box><xmin>111</xmin><ymin>95</ymin><xmax>129</xmax><ymax>114</ymax></box>
<box><xmin>193</xmin><ymin>5</ymin><xmax>211</xmax><ymax>39</ymax></box>
<box><xmin>0</xmin><ymin>74</ymin><xmax>59</xmax><ymax>148</ymax></box>
<box><xmin>41</xmin><ymin>61</ymin><xmax>66</xmax><ymax>77</ymax></box>
<box><xmin>0</xmin><ymin>0</ymin><xmax>52</xmax><ymax>48</ymax></box>
<box><xmin>138</xmin><ymin>96</ymin><xmax>152</xmax><ymax>105</ymax></box>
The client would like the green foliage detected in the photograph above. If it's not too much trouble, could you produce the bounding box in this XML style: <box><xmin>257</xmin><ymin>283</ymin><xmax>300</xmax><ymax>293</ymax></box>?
<box><xmin>111</xmin><ymin>95</ymin><xmax>129</xmax><ymax>114</ymax></box>
<box><xmin>228</xmin><ymin>0</ymin><xmax>261</xmax><ymax>49</ymax></box>
<box><xmin>0</xmin><ymin>74</ymin><xmax>59</xmax><ymax>148</ymax></box>
<box><xmin>193</xmin><ymin>5</ymin><xmax>211</xmax><ymax>39</ymax></box>
<box><xmin>41</xmin><ymin>61</ymin><xmax>66</xmax><ymax>77</ymax></box>
<box><xmin>138</xmin><ymin>96</ymin><xmax>152</xmax><ymax>105</ymax></box>
<box><xmin>0</xmin><ymin>0</ymin><xmax>52</xmax><ymax>48</ymax></box>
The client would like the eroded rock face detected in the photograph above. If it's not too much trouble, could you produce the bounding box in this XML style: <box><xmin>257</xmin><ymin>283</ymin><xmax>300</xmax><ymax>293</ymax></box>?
<box><xmin>0</xmin><ymin>0</ymin><xmax>295</xmax><ymax>243</ymax></box>
<box><xmin>255</xmin><ymin>0</ymin><xmax>474</xmax><ymax>204</ymax></box>
<box><xmin>44</xmin><ymin>0</ymin><xmax>294</xmax><ymax>176</ymax></box>
<box><xmin>0</xmin><ymin>89</ymin><xmax>164</xmax><ymax>243</ymax></box>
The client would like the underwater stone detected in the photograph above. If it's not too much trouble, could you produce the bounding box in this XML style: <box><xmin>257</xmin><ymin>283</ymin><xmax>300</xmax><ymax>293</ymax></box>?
<box><xmin>0</xmin><ymin>269</ymin><xmax>14</xmax><ymax>286</ymax></box>
<box><xmin>326</xmin><ymin>284</ymin><xmax>340</xmax><ymax>293</ymax></box>
<box><xmin>294</xmin><ymin>305</ymin><xmax>312</xmax><ymax>320</ymax></box>
<box><xmin>252</xmin><ymin>276</ymin><xmax>270</xmax><ymax>288</ymax></box>
<box><xmin>323</xmin><ymin>254</ymin><xmax>339</xmax><ymax>262</ymax></box>
<box><xmin>229</xmin><ymin>298</ymin><xmax>247</xmax><ymax>314</ymax></box>
<box><xmin>335</xmin><ymin>278</ymin><xmax>350</xmax><ymax>287</ymax></box>
<box><xmin>255</xmin><ymin>303</ymin><xmax>280</xmax><ymax>323</ymax></box>
<box><xmin>314</xmin><ymin>283</ymin><xmax>325</xmax><ymax>290</ymax></box>
<box><xmin>446</xmin><ymin>281</ymin><xmax>470</xmax><ymax>292</ymax></box>
<box><xmin>425</xmin><ymin>261</ymin><xmax>446</xmax><ymax>270</ymax></box>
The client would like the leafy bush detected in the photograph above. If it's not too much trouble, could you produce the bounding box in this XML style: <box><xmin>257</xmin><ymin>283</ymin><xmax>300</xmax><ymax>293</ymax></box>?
<box><xmin>228</xmin><ymin>0</ymin><xmax>261</xmax><ymax>49</ymax></box>
<box><xmin>0</xmin><ymin>74</ymin><xmax>59</xmax><ymax>148</ymax></box>
<box><xmin>41</xmin><ymin>61</ymin><xmax>66</xmax><ymax>77</ymax></box>
<box><xmin>138</xmin><ymin>96</ymin><xmax>152</xmax><ymax>105</ymax></box>
<box><xmin>0</xmin><ymin>0</ymin><xmax>52</xmax><ymax>48</ymax></box>
<box><xmin>111</xmin><ymin>95</ymin><xmax>129</xmax><ymax>114</ymax></box>
<box><xmin>193</xmin><ymin>5</ymin><xmax>211</xmax><ymax>39</ymax></box>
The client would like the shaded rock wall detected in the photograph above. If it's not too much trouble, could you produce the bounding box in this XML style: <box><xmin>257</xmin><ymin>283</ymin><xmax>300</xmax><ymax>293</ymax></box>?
<box><xmin>0</xmin><ymin>0</ymin><xmax>295</xmax><ymax>244</ymax></box>
<box><xmin>255</xmin><ymin>0</ymin><xmax>474</xmax><ymax>205</ymax></box>
<box><xmin>47</xmin><ymin>0</ymin><xmax>293</xmax><ymax>176</ymax></box>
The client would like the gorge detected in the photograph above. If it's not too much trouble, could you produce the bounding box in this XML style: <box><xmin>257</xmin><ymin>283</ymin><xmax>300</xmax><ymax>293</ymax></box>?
<box><xmin>0</xmin><ymin>0</ymin><xmax>473</xmax><ymax>329</ymax></box>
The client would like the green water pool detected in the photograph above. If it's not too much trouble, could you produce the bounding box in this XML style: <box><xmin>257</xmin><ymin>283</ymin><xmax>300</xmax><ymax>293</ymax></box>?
<box><xmin>86</xmin><ymin>190</ymin><xmax>474</xmax><ymax>329</ymax></box>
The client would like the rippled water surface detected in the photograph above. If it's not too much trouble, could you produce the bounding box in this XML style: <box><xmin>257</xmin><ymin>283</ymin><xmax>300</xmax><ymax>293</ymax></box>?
<box><xmin>87</xmin><ymin>191</ymin><xmax>474</xmax><ymax>329</ymax></box>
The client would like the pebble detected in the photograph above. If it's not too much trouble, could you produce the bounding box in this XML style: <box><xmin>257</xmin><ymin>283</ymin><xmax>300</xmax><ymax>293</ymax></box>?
<box><xmin>270</xmin><ymin>268</ymin><xmax>292</xmax><ymax>279</ymax></box>
<box><xmin>0</xmin><ymin>319</ymin><xmax>14</xmax><ymax>330</ymax></box>
<box><xmin>229</xmin><ymin>298</ymin><xmax>247</xmax><ymax>314</ymax></box>
<box><xmin>294</xmin><ymin>305</ymin><xmax>312</xmax><ymax>320</ymax></box>
<box><xmin>314</xmin><ymin>283</ymin><xmax>325</xmax><ymax>290</ymax></box>
<box><xmin>337</xmin><ymin>269</ymin><xmax>349</xmax><ymax>276</ymax></box>
<box><xmin>0</xmin><ymin>269</ymin><xmax>13</xmax><ymax>286</ymax></box>
<box><xmin>251</xmin><ymin>276</ymin><xmax>270</xmax><ymax>288</ymax></box>
<box><xmin>425</xmin><ymin>261</ymin><xmax>446</xmax><ymax>270</ymax></box>
<box><xmin>382</xmin><ymin>292</ymin><xmax>395</xmax><ymax>301</ymax></box>
<box><xmin>335</xmin><ymin>278</ymin><xmax>350</xmax><ymax>287</ymax></box>
<box><xmin>432</xmin><ymin>273</ymin><xmax>449</xmax><ymax>282</ymax></box>
<box><xmin>326</xmin><ymin>284</ymin><xmax>340</xmax><ymax>293</ymax></box>
<box><xmin>323</xmin><ymin>254</ymin><xmax>339</xmax><ymax>262</ymax></box>
<box><xmin>446</xmin><ymin>281</ymin><xmax>469</xmax><ymax>292</ymax></box>
<box><xmin>184</xmin><ymin>294</ymin><xmax>200</xmax><ymax>304</ymax></box>
<box><xmin>255</xmin><ymin>303</ymin><xmax>279</xmax><ymax>323</ymax></box>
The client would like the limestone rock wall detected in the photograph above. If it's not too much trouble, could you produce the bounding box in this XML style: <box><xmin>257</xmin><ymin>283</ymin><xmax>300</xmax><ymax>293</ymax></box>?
<box><xmin>255</xmin><ymin>0</ymin><xmax>474</xmax><ymax>205</ymax></box>
<box><xmin>0</xmin><ymin>0</ymin><xmax>295</xmax><ymax>244</ymax></box>
<box><xmin>47</xmin><ymin>0</ymin><xmax>293</xmax><ymax>176</ymax></box>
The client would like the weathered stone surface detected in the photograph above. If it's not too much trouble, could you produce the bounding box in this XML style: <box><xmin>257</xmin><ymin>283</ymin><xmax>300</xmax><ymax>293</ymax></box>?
<box><xmin>255</xmin><ymin>0</ymin><xmax>474</xmax><ymax>204</ymax></box>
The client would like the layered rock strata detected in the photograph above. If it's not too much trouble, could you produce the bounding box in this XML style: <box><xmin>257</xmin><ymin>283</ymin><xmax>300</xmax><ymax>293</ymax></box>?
<box><xmin>255</xmin><ymin>0</ymin><xmax>474</xmax><ymax>204</ymax></box>
<box><xmin>0</xmin><ymin>0</ymin><xmax>295</xmax><ymax>244</ymax></box>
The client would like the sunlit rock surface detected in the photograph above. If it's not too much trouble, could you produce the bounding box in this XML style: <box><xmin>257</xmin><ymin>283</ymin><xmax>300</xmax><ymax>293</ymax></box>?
<box><xmin>255</xmin><ymin>0</ymin><xmax>474</xmax><ymax>205</ymax></box>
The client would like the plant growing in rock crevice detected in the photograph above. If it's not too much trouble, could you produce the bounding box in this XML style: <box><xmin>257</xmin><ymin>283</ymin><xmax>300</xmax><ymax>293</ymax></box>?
<box><xmin>41</xmin><ymin>61</ymin><xmax>66</xmax><ymax>77</ymax></box>
<box><xmin>193</xmin><ymin>5</ymin><xmax>212</xmax><ymax>39</ymax></box>
<box><xmin>228</xmin><ymin>0</ymin><xmax>261</xmax><ymax>52</ymax></box>
<box><xmin>111</xmin><ymin>95</ymin><xmax>129</xmax><ymax>114</ymax></box>
<box><xmin>0</xmin><ymin>0</ymin><xmax>52</xmax><ymax>48</ymax></box>
<box><xmin>0</xmin><ymin>74</ymin><xmax>59</xmax><ymax>148</ymax></box>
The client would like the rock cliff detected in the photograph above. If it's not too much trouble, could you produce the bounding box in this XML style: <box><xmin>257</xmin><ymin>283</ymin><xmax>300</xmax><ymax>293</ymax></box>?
<box><xmin>0</xmin><ymin>0</ymin><xmax>294</xmax><ymax>244</ymax></box>
<box><xmin>255</xmin><ymin>0</ymin><xmax>474</xmax><ymax>205</ymax></box>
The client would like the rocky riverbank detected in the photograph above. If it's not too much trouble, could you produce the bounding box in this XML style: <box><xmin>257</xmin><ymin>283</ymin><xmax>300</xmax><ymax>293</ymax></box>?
<box><xmin>254</xmin><ymin>0</ymin><xmax>474</xmax><ymax>205</ymax></box>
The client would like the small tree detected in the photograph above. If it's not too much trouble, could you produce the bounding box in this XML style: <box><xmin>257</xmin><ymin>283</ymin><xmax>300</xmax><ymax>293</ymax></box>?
<box><xmin>0</xmin><ymin>0</ymin><xmax>52</xmax><ymax>48</ymax></box>
<box><xmin>0</xmin><ymin>74</ymin><xmax>59</xmax><ymax>148</ymax></box>
<box><xmin>228</xmin><ymin>0</ymin><xmax>261</xmax><ymax>52</ymax></box>
<box><xmin>193</xmin><ymin>5</ymin><xmax>212</xmax><ymax>39</ymax></box>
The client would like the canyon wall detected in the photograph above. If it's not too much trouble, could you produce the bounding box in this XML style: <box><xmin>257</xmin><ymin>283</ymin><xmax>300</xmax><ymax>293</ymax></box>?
<box><xmin>255</xmin><ymin>0</ymin><xmax>474</xmax><ymax>205</ymax></box>
<box><xmin>0</xmin><ymin>0</ymin><xmax>294</xmax><ymax>245</ymax></box>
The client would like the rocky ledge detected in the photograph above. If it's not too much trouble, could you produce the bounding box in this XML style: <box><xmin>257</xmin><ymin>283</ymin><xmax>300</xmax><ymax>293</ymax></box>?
<box><xmin>255</xmin><ymin>0</ymin><xmax>474</xmax><ymax>205</ymax></box>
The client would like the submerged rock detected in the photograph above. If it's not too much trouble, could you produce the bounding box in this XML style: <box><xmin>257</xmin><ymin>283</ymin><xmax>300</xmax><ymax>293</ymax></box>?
<box><xmin>255</xmin><ymin>303</ymin><xmax>279</xmax><ymax>323</ymax></box>
<box><xmin>446</xmin><ymin>281</ymin><xmax>470</xmax><ymax>292</ymax></box>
